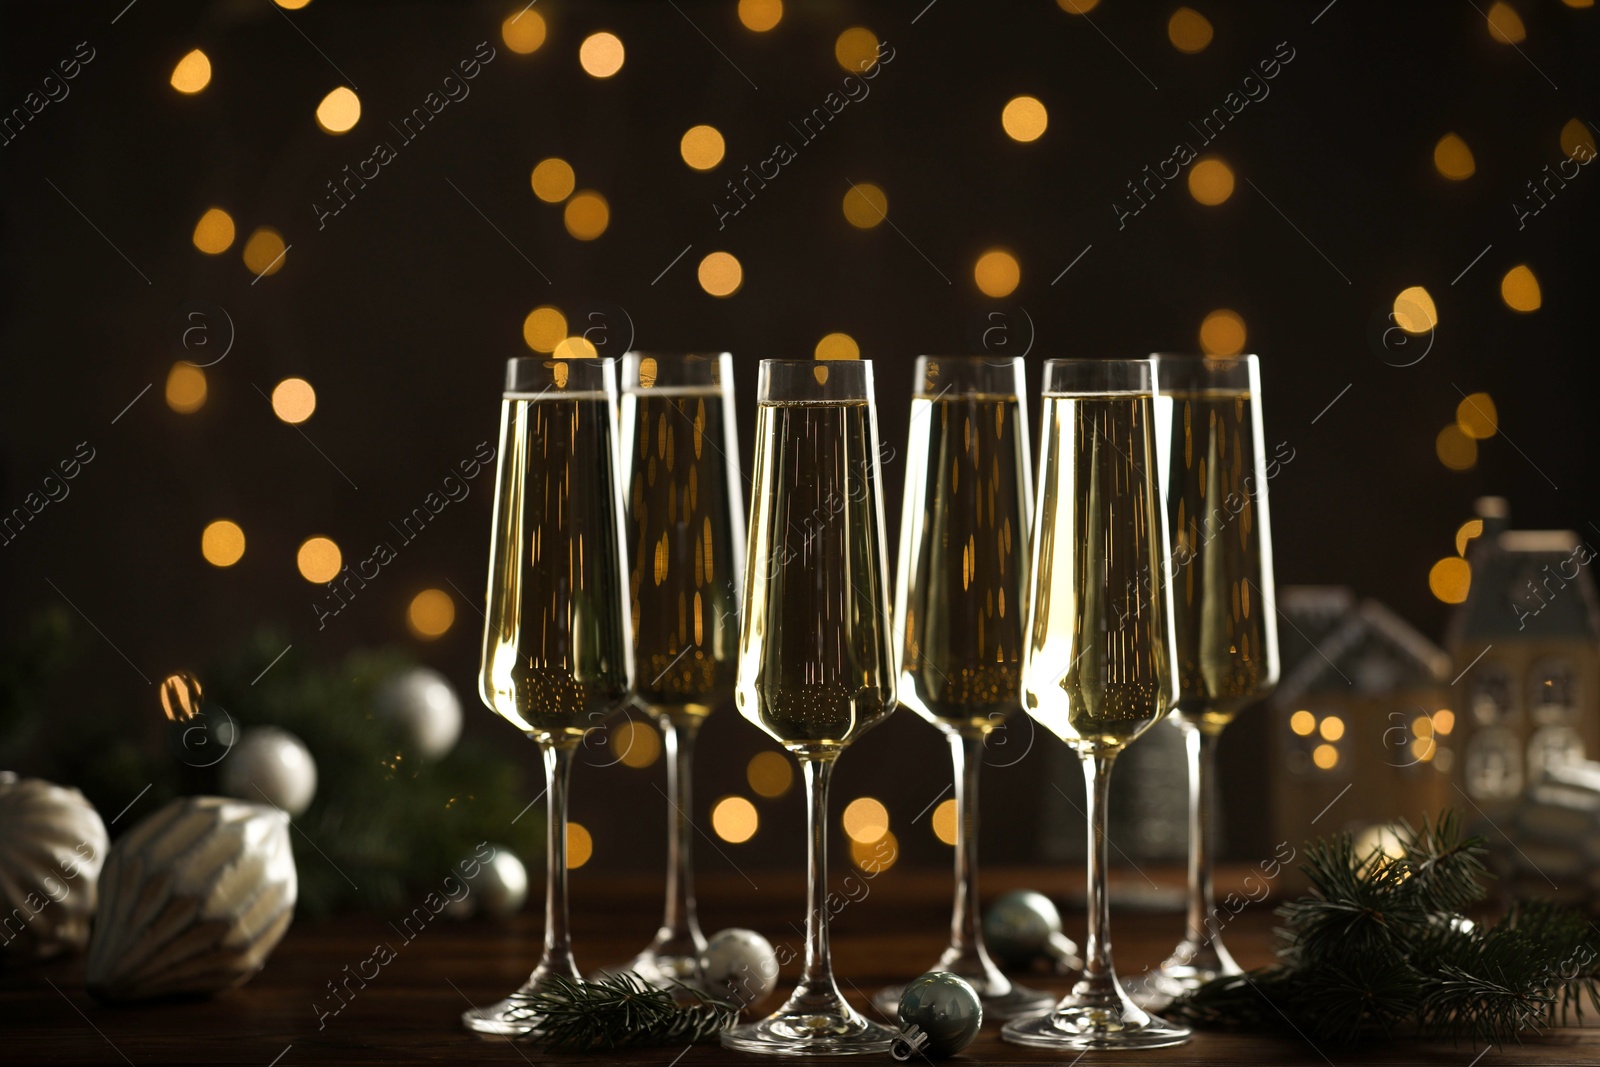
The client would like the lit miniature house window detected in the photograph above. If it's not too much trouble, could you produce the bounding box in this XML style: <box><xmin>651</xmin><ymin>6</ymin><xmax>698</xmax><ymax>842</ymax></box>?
<box><xmin>1526</xmin><ymin>657</ymin><xmax>1584</xmax><ymax>781</ymax></box>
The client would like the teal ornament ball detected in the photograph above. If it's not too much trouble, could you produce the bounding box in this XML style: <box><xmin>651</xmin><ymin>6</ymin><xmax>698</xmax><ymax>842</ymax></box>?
<box><xmin>982</xmin><ymin>889</ymin><xmax>1060</xmax><ymax>968</ymax></box>
<box><xmin>896</xmin><ymin>972</ymin><xmax>982</xmax><ymax>1058</ymax></box>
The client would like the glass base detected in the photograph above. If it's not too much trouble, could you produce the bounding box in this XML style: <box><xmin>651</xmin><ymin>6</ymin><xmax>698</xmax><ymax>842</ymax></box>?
<box><xmin>461</xmin><ymin>990</ymin><xmax>548</xmax><ymax>1037</ymax></box>
<box><xmin>872</xmin><ymin>978</ymin><xmax>1054</xmax><ymax>1022</ymax></box>
<box><xmin>721</xmin><ymin>999</ymin><xmax>897</xmax><ymax>1055</ymax></box>
<box><xmin>593</xmin><ymin>948</ymin><xmax>704</xmax><ymax>991</ymax></box>
<box><xmin>1001</xmin><ymin>997</ymin><xmax>1190</xmax><ymax>1050</ymax></box>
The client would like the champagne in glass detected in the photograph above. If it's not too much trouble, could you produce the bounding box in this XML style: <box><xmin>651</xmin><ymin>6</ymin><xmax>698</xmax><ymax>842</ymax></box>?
<box><xmin>1001</xmin><ymin>359</ymin><xmax>1190</xmax><ymax>1051</ymax></box>
<box><xmin>1145</xmin><ymin>354</ymin><xmax>1280</xmax><ymax>998</ymax></box>
<box><xmin>464</xmin><ymin>357</ymin><xmax>635</xmax><ymax>1036</ymax></box>
<box><xmin>613</xmin><ymin>353</ymin><xmax>744</xmax><ymax>985</ymax></box>
<box><xmin>875</xmin><ymin>357</ymin><xmax>1054</xmax><ymax>1019</ymax></box>
<box><xmin>723</xmin><ymin>359</ymin><xmax>898</xmax><ymax>1056</ymax></box>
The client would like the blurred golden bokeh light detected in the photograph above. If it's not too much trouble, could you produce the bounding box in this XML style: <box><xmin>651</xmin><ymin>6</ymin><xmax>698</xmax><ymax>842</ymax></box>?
<box><xmin>1199</xmin><ymin>309</ymin><xmax>1246</xmax><ymax>356</ymax></box>
<box><xmin>1456</xmin><ymin>393</ymin><xmax>1499</xmax><ymax>440</ymax></box>
<box><xmin>712</xmin><ymin>796</ymin><xmax>759</xmax><ymax>843</ymax></box>
<box><xmin>501</xmin><ymin>9</ymin><xmax>547</xmax><ymax>54</ymax></box>
<box><xmin>973</xmin><ymin>249</ymin><xmax>1020</xmax><ymax>298</ymax></box>
<box><xmin>851</xmin><ymin>830</ymin><xmax>898</xmax><ymax>872</ymax></box>
<box><xmin>1001</xmin><ymin>96</ymin><xmax>1048</xmax><ymax>143</ymax></box>
<box><xmin>1312</xmin><ymin>744</ymin><xmax>1339</xmax><ymax>770</ymax></box>
<box><xmin>1436</xmin><ymin>425</ymin><xmax>1478</xmax><ymax>471</ymax></box>
<box><xmin>842</xmin><ymin>182</ymin><xmax>888</xmax><ymax>228</ymax></box>
<box><xmin>1430</xmin><ymin>557</ymin><xmax>1472</xmax><ymax>604</ymax></box>
<box><xmin>1168</xmin><ymin>7</ymin><xmax>1214</xmax><ymax>53</ymax></box>
<box><xmin>738</xmin><ymin>0</ymin><xmax>783</xmax><ymax>31</ymax></box>
<box><xmin>170</xmin><ymin>49</ymin><xmax>211</xmax><ymax>94</ymax></box>
<box><xmin>563</xmin><ymin>190</ymin><xmax>610</xmax><ymax>240</ymax></box>
<box><xmin>201</xmin><ymin>520</ymin><xmax>246</xmax><ymax>567</ymax></box>
<box><xmin>610</xmin><ymin>719</ymin><xmax>662</xmax><ymax>769</ymax></box>
<box><xmin>159</xmin><ymin>672</ymin><xmax>203</xmax><ymax>722</ymax></box>
<box><xmin>1486</xmin><ymin>1</ymin><xmax>1527</xmax><ymax>43</ymax></box>
<box><xmin>842</xmin><ymin>797</ymin><xmax>889</xmax><ymax>844</ymax></box>
<box><xmin>746</xmin><ymin>751</ymin><xmax>793</xmax><ymax>797</ymax></box>
<box><xmin>932</xmin><ymin>798</ymin><xmax>958</xmax><ymax>845</ymax></box>
<box><xmin>680</xmin><ymin>125</ymin><xmax>726</xmax><ymax>171</ymax></box>
<box><xmin>1500</xmin><ymin>264</ymin><xmax>1541</xmax><ymax>312</ymax></box>
<box><xmin>814</xmin><ymin>333</ymin><xmax>860</xmax><ymax>361</ymax></box>
<box><xmin>835</xmin><ymin>27</ymin><xmax>880</xmax><ymax>73</ymax></box>
<box><xmin>192</xmin><ymin>208</ymin><xmax>236</xmax><ymax>254</ymax></box>
<box><xmin>406</xmin><ymin>589</ymin><xmax>455</xmax><ymax>640</ymax></box>
<box><xmin>297</xmin><ymin>536</ymin><xmax>342</xmax><ymax>584</ymax></box>
<box><xmin>1319</xmin><ymin>716</ymin><xmax>1345</xmax><ymax>742</ymax></box>
<box><xmin>579</xmin><ymin>32</ymin><xmax>626</xmax><ymax>78</ymax></box>
<box><xmin>274</xmin><ymin>0</ymin><xmax>312</xmax><ymax>8</ymax></box>
<box><xmin>1434</xmin><ymin>709</ymin><xmax>1457</xmax><ymax>734</ymax></box>
<box><xmin>1456</xmin><ymin>519</ymin><xmax>1484</xmax><ymax>556</ymax></box>
<box><xmin>1187</xmin><ymin>157</ymin><xmax>1235</xmax><ymax>205</ymax></box>
<box><xmin>553</xmin><ymin>336</ymin><xmax>600</xmax><ymax>360</ymax></box>
<box><xmin>698</xmin><ymin>251</ymin><xmax>743</xmax><ymax>297</ymax></box>
<box><xmin>165</xmin><ymin>362</ymin><xmax>207</xmax><ymax>414</ymax></box>
<box><xmin>523</xmin><ymin>306</ymin><xmax>567</xmax><ymax>353</ymax></box>
<box><xmin>315</xmin><ymin>87</ymin><xmax>361</xmax><ymax>134</ymax></box>
<box><xmin>243</xmin><ymin>228</ymin><xmax>288</xmax><ymax>277</ymax></box>
<box><xmin>1433</xmin><ymin>133</ymin><xmax>1476</xmax><ymax>180</ymax></box>
<box><xmin>1392</xmin><ymin>286</ymin><xmax>1437</xmax><ymax>334</ymax></box>
<box><xmin>568</xmin><ymin>822</ymin><xmax>593</xmax><ymax>867</ymax></box>
<box><xmin>531</xmin><ymin>158</ymin><xmax>576</xmax><ymax>203</ymax></box>
<box><xmin>1057</xmin><ymin>0</ymin><xmax>1100</xmax><ymax>11</ymax></box>
<box><xmin>271</xmin><ymin>378</ymin><xmax>317</xmax><ymax>424</ymax></box>
<box><xmin>1290</xmin><ymin>710</ymin><xmax>1316</xmax><ymax>736</ymax></box>
<box><xmin>1561</xmin><ymin>118</ymin><xmax>1597</xmax><ymax>160</ymax></box>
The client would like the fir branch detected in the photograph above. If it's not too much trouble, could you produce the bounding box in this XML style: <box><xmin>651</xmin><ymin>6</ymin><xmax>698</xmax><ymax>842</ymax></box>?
<box><xmin>519</xmin><ymin>973</ymin><xmax>740</xmax><ymax>1051</ymax></box>
<box><xmin>1168</xmin><ymin>811</ymin><xmax>1600</xmax><ymax>1048</ymax></box>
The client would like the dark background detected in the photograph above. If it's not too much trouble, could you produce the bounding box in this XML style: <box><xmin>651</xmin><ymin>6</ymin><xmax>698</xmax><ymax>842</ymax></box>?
<box><xmin>1</xmin><ymin>0</ymin><xmax>1595</xmax><ymax>878</ymax></box>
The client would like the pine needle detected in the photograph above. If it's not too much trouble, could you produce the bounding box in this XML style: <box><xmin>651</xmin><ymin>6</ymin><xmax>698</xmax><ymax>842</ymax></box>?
<box><xmin>520</xmin><ymin>972</ymin><xmax>740</xmax><ymax>1051</ymax></box>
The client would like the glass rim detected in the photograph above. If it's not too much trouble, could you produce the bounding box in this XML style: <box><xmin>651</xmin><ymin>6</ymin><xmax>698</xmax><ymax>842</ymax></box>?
<box><xmin>503</xmin><ymin>355</ymin><xmax>618</xmax><ymax>398</ymax></box>
<box><xmin>757</xmin><ymin>358</ymin><xmax>874</xmax><ymax>403</ymax></box>
<box><xmin>1148</xmin><ymin>352</ymin><xmax>1260</xmax><ymax>364</ymax></box>
<box><xmin>1040</xmin><ymin>357</ymin><xmax>1154</xmax><ymax>397</ymax></box>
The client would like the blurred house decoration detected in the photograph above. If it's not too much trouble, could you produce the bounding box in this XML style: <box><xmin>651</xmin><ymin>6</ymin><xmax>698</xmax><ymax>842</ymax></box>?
<box><xmin>1267</xmin><ymin>588</ymin><xmax>1453</xmax><ymax>867</ymax></box>
<box><xmin>1497</xmin><ymin>759</ymin><xmax>1600</xmax><ymax>909</ymax></box>
<box><xmin>1447</xmin><ymin>497</ymin><xmax>1600</xmax><ymax>808</ymax></box>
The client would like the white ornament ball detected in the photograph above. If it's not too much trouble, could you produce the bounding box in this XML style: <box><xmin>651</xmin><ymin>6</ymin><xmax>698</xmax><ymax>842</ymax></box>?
<box><xmin>466</xmin><ymin>844</ymin><xmax>527</xmax><ymax>920</ymax></box>
<box><xmin>700</xmin><ymin>928</ymin><xmax>779</xmax><ymax>1008</ymax></box>
<box><xmin>375</xmin><ymin>667</ymin><xmax>463</xmax><ymax>759</ymax></box>
<box><xmin>220</xmin><ymin>727</ymin><xmax>317</xmax><ymax>817</ymax></box>
<box><xmin>0</xmin><ymin>774</ymin><xmax>109</xmax><ymax>961</ymax></box>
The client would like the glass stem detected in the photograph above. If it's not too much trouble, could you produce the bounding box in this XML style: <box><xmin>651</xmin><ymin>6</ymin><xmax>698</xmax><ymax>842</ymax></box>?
<box><xmin>657</xmin><ymin>714</ymin><xmax>704</xmax><ymax>955</ymax></box>
<box><xmin>1072</xmin><ymin>752</ymin><xmax>1119</xmax><ymax>1005</ymax></box>
<box><xmin>946</xmin><ymin>730</ymin><xmax>987</xmax><ymax>965</ymax></box>
<box><xmin>797</xmin><ymin>755</ymin><xmax>840</xmax><ymax>1000</ymax></box>
<box><xmin>1182</xmin><ymin>724</ymin><xmax>1238</xmax><ymax>973</ymax></box>
<box><xmin>537</xmin><ymin>743</ymin><xmax>579</xmax><ymax>982</ymax></box>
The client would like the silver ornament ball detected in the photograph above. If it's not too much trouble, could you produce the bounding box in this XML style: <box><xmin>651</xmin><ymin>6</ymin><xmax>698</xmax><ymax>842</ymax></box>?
<box><xmin>467</xmin><ymin>844</ymin><xmax>528</xmax><ymax>920</ymax></box>
<box><xmin>375</xmin><ymin>667</ymin><xmax>463</xmax><ymax>759</ymax></box>
<box><xmin>896</xmin><ymin>971</ymin><xmax>983</xmax><ymax>1058</ymax></box>
<box><xmin>699</xmin><ymin>927</ymin><xmax>779</xmax><ymax>1007</ymax></box>
<box><xmin>220</xmin><ymin>726</ymin><xmax>318</xmax><ymax>817</ymax></box>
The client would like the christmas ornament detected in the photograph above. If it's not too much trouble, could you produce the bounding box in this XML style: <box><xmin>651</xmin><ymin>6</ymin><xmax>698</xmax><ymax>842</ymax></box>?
<box><xmin>699</xmin><ymin>927</ymin><xmax>779</xmax><ymax>1007</ymax></box>
<box><xmin>86</xmin><ymin>796</ymin><xmax>297</xmax><ymax>1002</ymax></box>
<box><xmin>1168</xmin><ymin>812</ymin><xmax>1600</xmax><ymax>1046</ymax></box>
<box><xmin>893</xmin><ymin>972</ymin><xmax>983</xmax><ymax>1060</ymax></box>
<box><xmin>0</xmin><ymin>774</ymin><xmax>108</xmax><ymax>961</ymax></box>
<box><xmin>982</xmin><ymin>890</ymin><xmax>1081</xmax><ymax>972</ymax></box>
<box><xmin>220</xmin><ymin>726</ymin><xmax>317</xmax><ymax>816</ymax></box>
<box><xmin>374</xmin><ymin>666</ymin><xmax>463</xmax><ymax>759</ymax></box>
<box><xmin>519</xmin><ymin>973</ymin><xmax>739</xmax><ymax>1050</ymax></box>
<box><xmin>466</xmin><ymin>843</ymin><xmax>528</xmax><ymax>919</ymax></box>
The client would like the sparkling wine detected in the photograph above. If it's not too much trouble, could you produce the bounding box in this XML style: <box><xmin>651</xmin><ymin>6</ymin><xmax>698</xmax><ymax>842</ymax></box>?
<box><xmin>1023</xmin><ymin>393</ymin><xmax>1176</xmax><ymax>751</ymax></box>
<box><xmin>1158</xmin><ymin>389</ymin><xmax>1278</xmax><ymax>732</ymax></box>
<box><xmin>481</xmin><ymin>390</ymin><xmax>633</xmax><ymax>745</ymax></box>
<box><xmin>895</xmin><ymin>394</ymin><xmax>1031</xmax><ymax>733</ymax></box>
<box><xmin>737</xmin><ymin>399</ymin><xmax>896</xmax><ymax>754</ymax></box>
<box><xmin>620</xmin><ymin>387</ymin><xmax>743</xmax><ymax>716</ymax></box>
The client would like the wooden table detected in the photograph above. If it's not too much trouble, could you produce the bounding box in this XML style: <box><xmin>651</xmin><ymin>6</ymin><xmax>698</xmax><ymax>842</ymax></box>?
<box><xmin>3</xmin><ymin>868</ymin><xmax>1595</xmax><ymax>1065</ymax></box>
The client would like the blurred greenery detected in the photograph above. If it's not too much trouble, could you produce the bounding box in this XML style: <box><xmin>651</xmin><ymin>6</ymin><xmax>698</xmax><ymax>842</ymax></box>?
<box><xmin>0</xmin><ymin>610</ymin><xmax>543</xmax><ymax>916</ymax></box>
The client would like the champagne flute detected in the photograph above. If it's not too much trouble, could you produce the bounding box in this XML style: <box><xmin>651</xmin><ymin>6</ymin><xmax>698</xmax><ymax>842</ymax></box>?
<box><xmin>1001</xmin><ymin>358</ymin><xmax>1190</xmax><ymax>1051</ymax></box>
<box><xmin>613</xmin><ymin>353</ymin><xmax>745</xmax><ymax>985</ymax></box>
<box><xmin>875</xmin><ymin>356</ymin><xmax>1053</xmax><ymax>1019</ymax></box>
<box><xmin>1144</xmin><ymin>353</ymin><xmax>1280</xmax><ymax>999</ymax></box>
<box><xmin>723</xmin><ymin>359</ymin><xmax>899</xmax><ymax>1056</ymax></box>
<box><xmin>464</xmin><ymin>357</ymin><xmax>635</xmax><ymax>1036</ymax></box>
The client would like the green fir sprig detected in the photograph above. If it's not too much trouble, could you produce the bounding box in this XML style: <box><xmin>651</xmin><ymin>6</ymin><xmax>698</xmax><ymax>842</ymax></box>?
<box><xmin>519</xmin><ymin>973</ymin><xmax>741</xmax><ymax>1051</ymax></box>
<box><xmin>1167</xmin><ymin>812</ymin><xmax>1600</xmax><ymax>1047</ymax></box>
